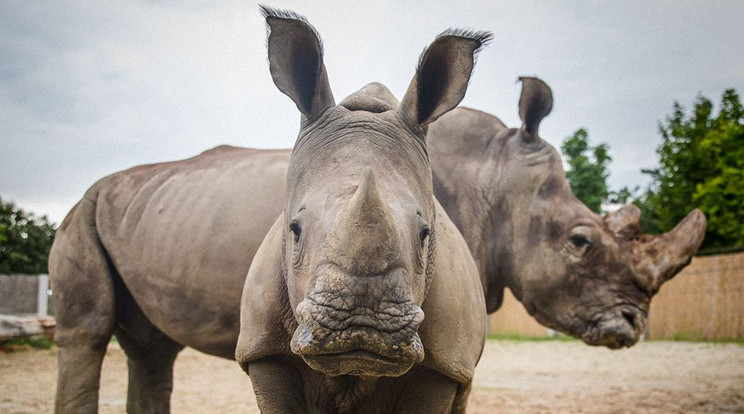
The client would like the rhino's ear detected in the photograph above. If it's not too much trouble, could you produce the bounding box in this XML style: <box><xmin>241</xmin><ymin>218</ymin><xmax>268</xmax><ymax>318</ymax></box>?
<box><xmin>262</xmin><ymin>6</ymin><xmax>335</xmax><ymax>119</ymax></box>
<box><xmin>419</xmin><ymin>202</ymin><xmax>487</xmax><ymax>385</ymax></box>
<box><xmin>518</xmin><ymin>77</ymin><xmax>553</xmax><ymax>143</ymax></box>
<box><xmin>236</xmin><ymin>214</ymin><xmax>293</xmax><ymax>370</ymax></box>
<box><xmin>399</xmin><ymin>29</ymin><xmax>492</xmax><ymax>128</ymax></box>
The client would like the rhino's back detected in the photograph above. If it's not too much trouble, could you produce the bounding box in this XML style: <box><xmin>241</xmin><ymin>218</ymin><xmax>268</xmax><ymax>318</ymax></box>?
<box><xmin>427</xmin><ymin>106</ymin><xmax>509</xmax><ymax>219</ymax></box>
<box><xmin>427</xmin><ymin>108</ymin><xmax>509</xmax><ymax>265</ymax></box>
<box><xmin>94</xmin><ymin>145</ymin><xmax>290</xmax><ymax>357</ymax></box>
<box><xmin>428</xmin><ymin>107</ymin><xmax>508</xmax><ymax>155</ymax></box>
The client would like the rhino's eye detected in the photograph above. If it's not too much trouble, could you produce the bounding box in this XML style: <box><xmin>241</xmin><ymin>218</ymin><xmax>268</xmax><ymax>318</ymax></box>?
<box><xmin>418</xmin><ymin>215</ymin><xmax>430</xmax><ymax>247</ymax></box>
<box><xmin>289</xmin><ymin>220</ymin><xmax>302</xmax><ymax>243</ymax></box>
<box><xmin>569</xmin><ymin>234</ymin><xmax>590</xmax><ymax>248</ymax></box>
<box><xmin>420</xmin><ymin>225</ymin><xmax>430</xmax><ymax>245</ymax></box>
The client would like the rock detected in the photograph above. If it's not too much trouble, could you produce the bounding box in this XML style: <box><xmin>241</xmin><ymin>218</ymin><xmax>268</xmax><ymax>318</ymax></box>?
<box><xmin>0</xmin><ymin>314</ymin><xmax>56</xmax><ymax>342</ymax></box>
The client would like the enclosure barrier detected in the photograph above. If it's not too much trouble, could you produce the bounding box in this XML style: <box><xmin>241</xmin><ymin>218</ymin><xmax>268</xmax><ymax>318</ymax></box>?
<box><xmin>1</xmin><ymin>253</ymin><xmax>742</xmax><ymax>340</ymax></box>
<box><xmin>488</xmin><ymin>251</ymin><xmax>744</xmax><ymax>340</ymax></box>
<box><xmin>0</xmin><ymin>274</ymin><xmax>51</xmax><ymax>316</ymax></box>
<box><xmin>646</xmin><ymin>251</ymin><xmax>744</xmax><ymax>340</ymax></box>
<box><xmin>0</xmin><ymin>274</ymin><xmax>54</xmax><ymax>342</ymax></box>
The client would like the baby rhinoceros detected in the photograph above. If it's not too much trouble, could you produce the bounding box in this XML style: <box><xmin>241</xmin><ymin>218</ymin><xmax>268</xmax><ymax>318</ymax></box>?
<box><xmin>234</xmin><ymin>7</ymin><xmax>490</xmax><ymax>414</ymax></box>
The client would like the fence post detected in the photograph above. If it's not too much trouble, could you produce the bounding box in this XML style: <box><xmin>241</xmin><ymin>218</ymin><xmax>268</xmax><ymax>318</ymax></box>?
<box><xmin>37</xmin><ymin>274</ymin><xmax>49</xmax><ymax>316</ymax></box>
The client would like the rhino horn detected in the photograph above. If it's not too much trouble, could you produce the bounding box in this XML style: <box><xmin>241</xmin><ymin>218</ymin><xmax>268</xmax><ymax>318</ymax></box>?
<box><xmin>518</xmin><ymin>76</ymin><xmax>553</xmax><ymax>143</ymax></box>
<box><xmin>340</xmin><ymin>167</ymin><xmax>399</xmax><ymax>274</ymax></box>
<box><xmin>348</xmin><ymin>167</ymin><xmax>384</xmax><ymax>216</ymax></box>
<box><xmin>636</xmin><ymin>209</ymin><xmax>707</xmax><ymax>294</ymax></box>
<box><xmin>604</xmin><ymin>204</ymin><xmax>642</xmax><ymax>239</ymax></box>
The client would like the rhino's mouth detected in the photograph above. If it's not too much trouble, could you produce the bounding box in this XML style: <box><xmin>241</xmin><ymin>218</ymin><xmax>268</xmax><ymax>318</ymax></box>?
<box><xmin>578</xmin><ymin>306</ymin><xmax>647</xmax><ymax>349</ymax></box>
<box><xmin>315</xmin><ymin>350</ymin><xmax>397</xmax><ymax>364</ymax></box>
<box><xmin>290</xmin><ymin>263</ymin><xmax>426</xmax><ymax>376</ymax></box>
<box><xmin>531</xmin><ymin>302</ymin><xmax>647</xmax><ymax>349</ymax></box>
<box><xmin>290</xmin><ymin>285</ymin><xmax>426</xmax><ymax>377</ymax></box>
<box><xmin>291</xmin><ymin>321</ymin><xmax>425</xmax><ymax>377</ymax></box>
<box><xmin>299</xmin><ymin>348</ymin><xmax>409</xmax><ymax>377</ymax></box>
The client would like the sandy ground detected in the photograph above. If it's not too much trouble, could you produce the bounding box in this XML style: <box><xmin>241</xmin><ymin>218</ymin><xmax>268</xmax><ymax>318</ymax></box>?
<box><xmin>1</xmin><ymin>340</ymin><xmax>742</xmax><ymax>413</ymax></box>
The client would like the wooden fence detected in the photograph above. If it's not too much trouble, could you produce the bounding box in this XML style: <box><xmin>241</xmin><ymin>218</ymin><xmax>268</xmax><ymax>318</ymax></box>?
<box><xmin>2</xmin><ymin>253</ymin><xmax>742</xmax><ymax>340</ymax></box>
<box><xmin>647</xmin><ymin>251</ymin><xmax>744</xmax><ymax>340</ymax></box>
<box><xmin>489</xmin><ymin>251</ymin><xmax>744</xmax><ymax>340</ymax></box>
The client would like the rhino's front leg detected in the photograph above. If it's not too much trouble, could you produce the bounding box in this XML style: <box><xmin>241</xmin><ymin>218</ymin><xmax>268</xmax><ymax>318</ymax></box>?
<box><xmin>116</xmin><ymin>326</ymin><xmax>184</xmax><ymax>414</ymax></box>
<box><xmin>247</xmin><ymin>356</ymin><xmax>307</xmax><ymax>413</ymax></box>
<box><xmin>394</xmin><ymin>367</ymin><xmax>461</xmax><ymax>414</ymax></box>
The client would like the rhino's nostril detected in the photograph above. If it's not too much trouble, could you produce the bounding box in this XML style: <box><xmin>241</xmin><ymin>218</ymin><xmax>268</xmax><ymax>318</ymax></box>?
<box><xmin>622</xmin><ymin>309</ymin><xmax>637</xmax><ymax>328</ymax></box>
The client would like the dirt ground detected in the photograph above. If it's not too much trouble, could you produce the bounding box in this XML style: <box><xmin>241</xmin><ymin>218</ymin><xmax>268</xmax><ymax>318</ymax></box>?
<box><xmin>1</xmin><ymin>340</ymin><xmax>742</xmax><ymax>413</ymax></box>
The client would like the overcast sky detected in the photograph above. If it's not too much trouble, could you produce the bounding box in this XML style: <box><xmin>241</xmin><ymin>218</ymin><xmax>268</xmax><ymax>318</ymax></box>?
<box><xmin>2</xmin><ymin>1</ymin><xmax>742</xmax><ymax>225</ymax></box>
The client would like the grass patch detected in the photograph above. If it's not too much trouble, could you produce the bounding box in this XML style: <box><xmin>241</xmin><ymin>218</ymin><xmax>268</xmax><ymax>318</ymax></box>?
<box><xmin>488</xmin><ymin>331</ymin><xmax>744</xmax><ymax>345</ymax></box>
<box><xmin>487</xmin><ymin>332</ymin><xmax>577</xmax><ymax>342</ymax></box>
<box><xmin>661</xmin><ymin>331</ymin><xmax>705</xmax><ymax>342</ymax></box>
<box><xmin>652</xmin><ymin>332</ymin><xmax>744</xmax><ymax>345</ymax></box>
<box><xmin>1</xmin><ymin>335</ymin><xmax>55</xmax><ymax>352</ymax></box>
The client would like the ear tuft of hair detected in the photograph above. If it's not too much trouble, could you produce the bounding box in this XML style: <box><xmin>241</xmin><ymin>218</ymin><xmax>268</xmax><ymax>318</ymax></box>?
<box><xmin>436</xmin><ymin>28</ymin><xmax>493</xmax><ymax>48</ymax></box>
<box><xmin>260</xmin><ymin>5</ymin><xmax>309</xmax><ymax>23</ymax></box>
<box><xmin>436</xmin><ymin>28</ymin><xmax>493</xmax><ymax>57</ymax></box>
<box><xmin>415</xmin><ymin>28</ymin><xmax>493</xmax><ymax>76</ymax></box>
<box><xmin>259</xmin><ymin>5</ymin><xmax>324</xmax><ymax>56</ymax></box>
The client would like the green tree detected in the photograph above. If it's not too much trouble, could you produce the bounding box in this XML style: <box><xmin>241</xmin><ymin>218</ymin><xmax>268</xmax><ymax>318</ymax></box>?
<box><xmin>632</xmin><ymin>188</ymin><xmax>662</xmax><ymax>235</ymax></box>
<box><xmin>0</xmin><ymin>197</ymin><xmax>56</xmax><ymax>274</ymax></box>
<box><xmin>642</xmin><ymin>89</ymin><xmax>744</xmax><ymax>250</ymax></box>
<box><xmin>561</xmin><ymin>128</ymin><xmax>611</xmax><ymax>213</ymax></box>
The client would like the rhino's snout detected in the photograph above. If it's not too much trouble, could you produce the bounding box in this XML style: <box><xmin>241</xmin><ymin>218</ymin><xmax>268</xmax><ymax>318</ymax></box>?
<box><xmin>290</xmin><ymin>272</ymin><xmax>426</xmax><ymax>377</ymax></box>
<box><xmin>582</xmin><ymin>306</ymin><xmax>647</xmax><ymax>349</ymax></box>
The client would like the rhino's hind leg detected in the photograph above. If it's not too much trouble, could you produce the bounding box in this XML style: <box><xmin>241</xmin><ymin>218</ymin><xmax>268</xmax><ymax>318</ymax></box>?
<box><xmin>54</xmin><ymin>344</ymin><xmax>110</xmax><ymax>413</ymax></box>
<box><xmin>115</xmin><ymin>304</ymin><xmax>184</xmax><ymax>414</ymax></box>
<box><xmin>50</xmin><ymin>200</ymin><xmax>116</xmax><ymax>414</ymax></box>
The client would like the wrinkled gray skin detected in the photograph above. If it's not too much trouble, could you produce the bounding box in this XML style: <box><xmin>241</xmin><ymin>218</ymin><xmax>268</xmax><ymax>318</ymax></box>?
<box><xmin>49</xmin><ymin>8</ymin><xmax>488</xmax><ymax>414</ymax></box>
<box><xmin>427</xmin><ymin>77</ymin><xmax>707</xmax><ymax>348</ymax></box>
<box><xmin>235</xmin><ymin>9</ymin><xmax>489</xmax><ymax>414</ymax></box>
<box><xmin>50</xmin><ymin>146</ymin><xmax>289</xmax><ymax>413</ymax></box>
<box><xmin>48</xmin><ymin>21</ymin><xmax>705</xmax><ymax>414</ymax></box>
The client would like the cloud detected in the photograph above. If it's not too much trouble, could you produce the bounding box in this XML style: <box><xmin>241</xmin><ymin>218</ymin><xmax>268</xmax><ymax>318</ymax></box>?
<box><xmin>0</xmin><ymin>1</ymin><xmax>294</xmax><ymax>217</ymax></box>
<box><xmin>1</xmin><ymin>0</ymin><xmax>742</xmax><ymax>224</ymax></box>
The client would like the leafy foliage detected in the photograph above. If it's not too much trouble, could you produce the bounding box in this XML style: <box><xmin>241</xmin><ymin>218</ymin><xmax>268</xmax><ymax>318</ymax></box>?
<box><xmin>0</xmin><ymin>197</ymin><xmax>56</xmax><ymax>274</ymax></box>
<box><xmin>561</xmin><ymin>128</ymin><xmax>618</xmax><ymax>213</ymax></box>
<box><xmin>642</xmin><ymin>89</ymin><xmax>744</xmax><ymax>250</ymax></box>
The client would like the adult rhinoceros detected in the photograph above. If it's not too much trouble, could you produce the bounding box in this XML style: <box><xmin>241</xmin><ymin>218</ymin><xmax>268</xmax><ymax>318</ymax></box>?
<box><xmin>48</xmin><ymin>19</ymin><xmax>705</xmax><ymax>414</ymax></box>
<box><xmin>426</xmin><ymin>77</ymin><xmax>706</xmax><ymax>348</ymax></box>
<box><xmin>50</xmin><ymin>7</ymin><xmax>489</xmax><ymax>414</ymax></box>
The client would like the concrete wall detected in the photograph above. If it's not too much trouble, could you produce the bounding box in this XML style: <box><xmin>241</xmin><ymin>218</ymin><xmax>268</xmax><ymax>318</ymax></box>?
<box><xmin>0</xmin><ymin>274</ymin><xmax>52</xmax><ymax>316</ymax></box>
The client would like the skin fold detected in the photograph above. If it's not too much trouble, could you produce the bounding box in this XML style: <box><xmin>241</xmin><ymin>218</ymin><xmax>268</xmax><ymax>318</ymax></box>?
<box><xmin>50</xmin><ymin>7</ymin><xmax>489</xmax><ymax>414</ymax></box>
<box><xmin>48</xmin><ymin>11</ymin><xmax>706</xmax><ymax>414</ymax></box>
